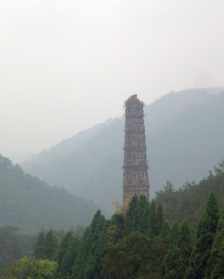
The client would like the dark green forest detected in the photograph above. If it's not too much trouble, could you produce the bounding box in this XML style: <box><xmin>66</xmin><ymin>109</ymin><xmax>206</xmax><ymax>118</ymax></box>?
<box><xmin>3</xmin><ymin>163</ymin><xmax>224</xmax><ymax>279</ymax></box>
<box><xmin>0</xmin><ymin>154</ymin><xmax>96</xmax><ymax>232</ymax></box>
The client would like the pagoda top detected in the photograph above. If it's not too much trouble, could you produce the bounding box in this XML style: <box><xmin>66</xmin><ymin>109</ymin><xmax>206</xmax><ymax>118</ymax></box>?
<box><xmin>125</xmin><ymin>94</ymin><xmax>143</xmax><ymax>106</ymax></box>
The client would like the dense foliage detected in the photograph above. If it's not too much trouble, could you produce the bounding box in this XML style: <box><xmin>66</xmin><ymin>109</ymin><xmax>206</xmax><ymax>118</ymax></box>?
<box><xmin>0</xmin><ymin>155</ymin><xmax>96</xmax><ymax>232</ymax></box>
<box><xmin>7</xmin><ymin>191</ymin><xmax>220</xmax><ymax>279</ymax></box>
<box><xmin>1</xmin><ymin>257</ymin><xmax>58</xmax><ymax>279</ymax></box>
<box><xmin>3</xmin><ymin>162</ymin><xmax>224</xmax><ymax>278</ymax></box>
<box><xmin>0</xmin><ymin>226</ymin><xmax>34</xmax><ymax>267</ymax></box>
<box><xmin>156</xmin><ymin>162</ymin><xmax>224</xmax><ymax>225</ymax></box>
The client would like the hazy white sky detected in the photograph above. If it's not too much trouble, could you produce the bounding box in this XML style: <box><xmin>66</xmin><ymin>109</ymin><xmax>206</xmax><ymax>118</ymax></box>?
<box><xmin>1</xmin><ymin>0</ymin><xmax>224</xmax><ymax>161</ymax></box>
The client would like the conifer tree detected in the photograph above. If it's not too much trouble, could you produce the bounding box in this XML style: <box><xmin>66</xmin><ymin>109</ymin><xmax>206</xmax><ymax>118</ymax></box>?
<box><xmin>57</xmin><ymin>231</ymin><xmax>79</xmax><ymax>276</ymax></box>
<box><xmin>34</xmin><ymin>231</ymin><xmax>46</xmax><ymax>259</ymax></box>
<box><xmin>73</xmin><ymin>210</ymin><xmax>107</xmax><ymax>279</ymax></box>
<box><xmin>110</xmin><ymin>214</ymin><xmax>125</xmax><ymax>241</ymax></box>
<box><xmin>126</xmin><ymin>195</ymin><xmax>150</xmax><ymax>234</ymax></box>
<box><xmin>106</xmin><ymin>214</ymin><xmax>125</xmax><ymax>249</ymax></box>
<box><xmin>57</xmin><ymin>232</ymin><xmax>72</xmax><ymax>267</ymax></box>
<box><xmin>149</xmin><ymin>200</ymin><xmax>166</xmax><ymax>236</ymax></box>
<box><xmin>163</xmin><ymin>246</ymin><xmax>182</xmax><ymax>279</ymax></box>
<box><xmin>103</xmin><ymin>232</ymin><xmax>152</xmax><ymax>279</ymax></box>
<box><xmin>206</xmin><ymin>211</ymin><xmax>224</xmax><ymax>278</ymax></box>
<box><xmin>149</xmin><ymin>200</ymin><xmax>158</xmax><ymax>235</ymax></box>
<box><xmin>163</xmin><ymin>222</ymin><xmax>192</xmax><ymax>279</ymax></box>
<box><xmin>185</xmin><ymin>193</ymin><xmax>219</xmax><ymax>279</ymax></box>
<box><xmin>58</xmin><ymin>233</ymin><xmax>80</xmax><ymax>277</ymax></box>
<box><xmin>177</xmin><ymin>222</ymin><xmax>192</xmax><ymax>261</ymax></box>
<box><xmin>126</xmin><ymin>195</ymin><xmax>139</xmax><ymax>232</ymax></box>
<box><xmin>156</xmin><ymin>204</ymin><xmax>164</xmax><ymax>234</ymax></box>
<box><xmin>168</xmin><ymin>223</ymin><xmax>180</xmax><ymax>244</ymax></box>
<box><xmin>44</xmin><ymin>230</ymin><xmax>58</xmax><ymax>261</ymax></box>
<box><xmin>138</xmin><ymin>195</ymin><xmax>151</xmax><ymax>233</ymax></box>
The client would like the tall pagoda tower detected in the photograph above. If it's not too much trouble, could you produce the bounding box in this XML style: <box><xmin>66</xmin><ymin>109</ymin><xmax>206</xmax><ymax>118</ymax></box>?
<box><xmin>123</xmin><ymin>94</ymin><xmax>150</xmax><ymax>211</ymax></box>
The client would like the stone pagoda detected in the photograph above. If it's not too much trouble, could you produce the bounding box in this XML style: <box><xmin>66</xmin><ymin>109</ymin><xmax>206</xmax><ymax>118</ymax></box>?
<box><xmin>123</xmin><ymin>94</ymin><xmax>150</xmax><ymax>211</ymax></box>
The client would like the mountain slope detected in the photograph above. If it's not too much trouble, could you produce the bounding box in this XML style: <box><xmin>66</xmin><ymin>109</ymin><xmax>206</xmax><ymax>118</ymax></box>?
<box><xmin>155</xmin><ymin>162</ymin><xmax>224</xmax><ymax>225</ymax></box>
<box><xmin>23</xmin><ymin>88</ymin><xmax>224</xmax><ymax>212</ymax></box>
<box><xmin>0</xmin><ymin>155</ymin><xmax>96</xmax><ymax>232</ymax></box>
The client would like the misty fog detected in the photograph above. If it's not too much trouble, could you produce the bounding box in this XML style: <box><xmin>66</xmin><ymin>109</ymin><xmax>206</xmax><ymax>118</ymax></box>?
<box><xmin>0</xmin><ymin>0</ymin><xmax>224</xmax><ymax>161</ymax></box>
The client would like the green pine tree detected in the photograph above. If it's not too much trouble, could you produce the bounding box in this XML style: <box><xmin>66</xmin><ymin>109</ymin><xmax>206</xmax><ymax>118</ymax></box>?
<box><xmin>106</xmin><ymin>214</ymin><xmax>125</xmax><ymax>249</ymax></box>
<box><xmin>73</xmin><ymin>210</ymin><xmax>107</xmax><ymax>279</ymax></box>
<box><xmin>126</xmin><ymin>195</ymin><xmax>150</xmax><ymax>234</ymax></box>
<box><xmin>44</xmin><ymin>230</ymin><xmax>58</xmax><ymax>261</ymax></box>
<box><xmin>163</xmin><ymin>222</ymin><xmax>192</xmax><ymax>279</ymax></box>
<box><xmin>57</xmin><ymin>231</ymin><xmax>80</xmax><ymax>277</ymax></box>
<box><xmin>149</xmin><ymin>200</ymin><xmax>158</xmax><ymax>236</ymax></box>
<box><xmin>59</xmin><ymin>234</ymin><xmax>80</xmax><ymax>277</ymax></box>
<box><xmin>103</xmin><ymin>232</ymin><xmax>151</xmax><ymax>279</ymax></box>
<box><xmin>156</xmin><ymin>204</ymin><xmax>164</xmax><ymax>235</ymax></box>
<box><xmin>185</xmin><ymin>193</ymin><xmax>219</xmax><ymax>279</ymax></box>
<box><xmin>206</xmin><ymin>211</ymin><xmax>224</xmax><ymax>278</ymax></box>
<box><xmin>34</xmin><ymin>231</ymin><xmax>46</xmax><ymax>259</ymax></box>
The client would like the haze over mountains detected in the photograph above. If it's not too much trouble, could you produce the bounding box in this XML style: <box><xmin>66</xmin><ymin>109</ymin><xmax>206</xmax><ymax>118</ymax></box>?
<box><xmin>23</xmin><ymin>88</ymin><xmax>224</xmax><ymax>212</ymax></box>
<box><xmin>0</xmin><ymin>155</ymin><xmax>96</xmax><ymax>232</ymax></box>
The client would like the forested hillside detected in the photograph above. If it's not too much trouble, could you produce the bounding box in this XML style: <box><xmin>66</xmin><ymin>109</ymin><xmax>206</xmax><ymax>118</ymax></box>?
<box><xmin>4</xmin><ymin>163</ymin><xmax>224</xmax><ymax>278</ymax></box>
<box><xmin>23</xmin><ymin>88</ymin><xmax>224</xmax><ymax>212</ymax></box>
<box><xmin>156</xmin><ymin>162</ymin><xmax>224</xmax><ymax>225</ymax></box>
<box><xmin>0</xmin><ymin>155</ymin><xmax>96</xmax><ymax>232</ymax></box>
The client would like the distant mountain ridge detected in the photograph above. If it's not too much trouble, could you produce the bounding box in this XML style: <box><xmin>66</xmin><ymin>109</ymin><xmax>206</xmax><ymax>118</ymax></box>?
<box><xmin>23</xmin><ymin>88</ymin><xmax>224</xmax><ymax>212</ymax></box>
<box><xmin>0</xmin><ymin>155</ymin><xmax>96</xmax><ymax>232</ymax></box>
